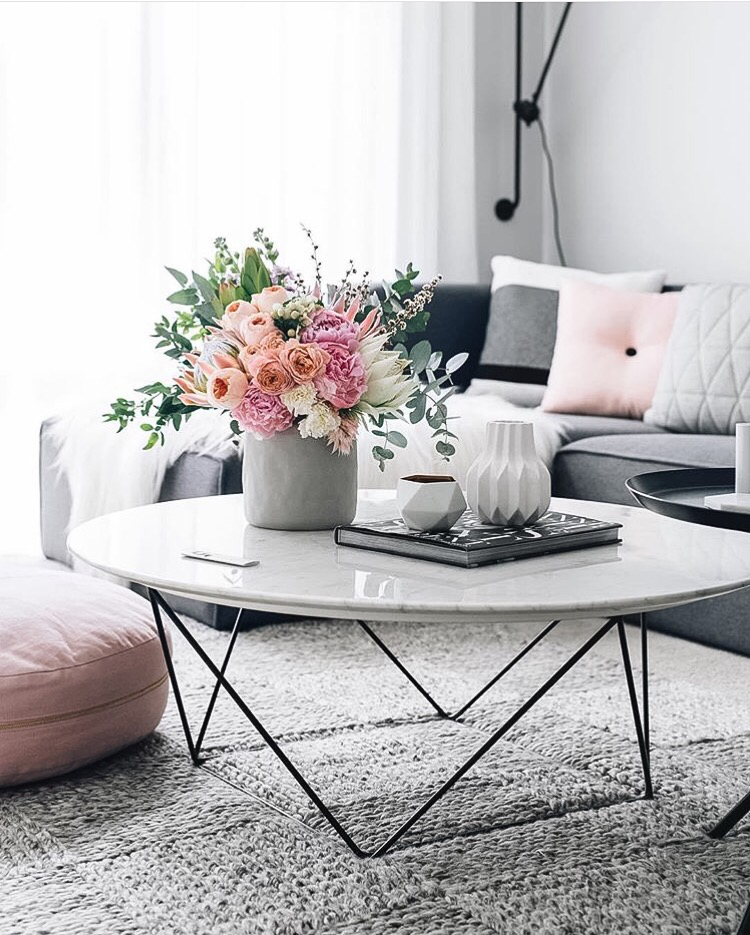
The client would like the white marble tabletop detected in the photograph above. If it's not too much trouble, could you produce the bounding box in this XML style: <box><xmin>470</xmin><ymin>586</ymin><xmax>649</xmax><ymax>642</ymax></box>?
<box><xmin>67</xmin><ymin>491</ymin><xmax>750</xmax><ymax>624</ymax></box>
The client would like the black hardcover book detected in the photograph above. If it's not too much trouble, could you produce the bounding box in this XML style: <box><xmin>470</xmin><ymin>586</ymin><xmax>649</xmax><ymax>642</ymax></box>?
<box><xmin>334</xmin><ymin>511</ymin><xmax>622</xmax><ymax>568</ymax></box>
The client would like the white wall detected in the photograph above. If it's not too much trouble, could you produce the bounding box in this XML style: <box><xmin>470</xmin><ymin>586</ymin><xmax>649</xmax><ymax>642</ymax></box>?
<box><xmin>544</xmin><ymin>1</ymin><xmax>750</xmax><ymax>283</ymax></box>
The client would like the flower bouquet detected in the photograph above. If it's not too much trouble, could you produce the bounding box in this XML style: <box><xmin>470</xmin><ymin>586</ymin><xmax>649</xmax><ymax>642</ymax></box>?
<box><xmin>107</xmin><ymin>229</ymin><xmax>466</xmax><ymax>529</ymax></box>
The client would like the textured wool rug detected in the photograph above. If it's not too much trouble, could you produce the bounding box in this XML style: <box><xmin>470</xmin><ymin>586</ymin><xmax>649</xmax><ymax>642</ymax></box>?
<box><xmin>3</xmin><ymin>614</ymin><xmax>750</xmax><ymax>935</ymax></box>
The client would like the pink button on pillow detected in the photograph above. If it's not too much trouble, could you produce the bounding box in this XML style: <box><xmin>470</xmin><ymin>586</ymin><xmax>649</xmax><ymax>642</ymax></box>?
<box><xmin>541</xmin><ymin>280</ymin><xmax>678</xmax><ymax>419</ymax></box>
<box><xmin>0</xmin><ymin>566</ymin><xmax>169</xmax><ymax>786</ymax></box>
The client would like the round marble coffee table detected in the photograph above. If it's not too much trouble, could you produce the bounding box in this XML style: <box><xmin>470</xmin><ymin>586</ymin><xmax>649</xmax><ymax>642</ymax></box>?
<box><xmin>69</xmin><ymin>491</ymin><xmax>750</xmax><ymax>857</ymax></box>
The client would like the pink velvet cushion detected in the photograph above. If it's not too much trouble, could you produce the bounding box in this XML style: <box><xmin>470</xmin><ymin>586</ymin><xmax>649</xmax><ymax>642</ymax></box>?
<box><xmin>541</xmin><ymin>280</ymin><xmax>678</xmax><ymax>419</ymax></box>
<box><xmin>0</xmin><ymin>565</ymin><xmax>168</xmax><ymax>786</ymax></box>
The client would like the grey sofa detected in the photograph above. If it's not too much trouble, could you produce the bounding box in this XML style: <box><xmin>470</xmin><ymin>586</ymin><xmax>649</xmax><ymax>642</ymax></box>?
<box><xmin>40</xmin><ymin>284</ymin><xmax>748</xmax><ymax>653</ymax></box>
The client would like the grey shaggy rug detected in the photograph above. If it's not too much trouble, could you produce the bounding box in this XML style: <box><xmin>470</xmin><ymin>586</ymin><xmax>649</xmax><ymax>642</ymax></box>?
<box><xmin>3</xmin><ymin>614</ymin><xmax>750</xmax><ymax>935</ymax></box>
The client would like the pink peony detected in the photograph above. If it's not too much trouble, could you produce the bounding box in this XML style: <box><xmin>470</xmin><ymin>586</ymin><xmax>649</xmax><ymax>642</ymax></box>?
<box><xmin>314</xmin><ymin>344</ymin><xmax>368</xmax><ymax>409</ymax></box>
<box><xmin>233</xmin><ymin>387</ymin><xmax>293</xmax><ymax>438</ymax></box>
<box><xmin>252</xmin><ymin>285</ymin><xmax>289</xmax><ymax>314</ymax></box>
<box><xmin>206</xmin><ymin>368</ymin><xmax>249</xmax><ymax>409</ymax></box>
<box><xmin>300</xmin><ymin>309</ymin><xmax>359</xmax><ymax>351</ymax></box>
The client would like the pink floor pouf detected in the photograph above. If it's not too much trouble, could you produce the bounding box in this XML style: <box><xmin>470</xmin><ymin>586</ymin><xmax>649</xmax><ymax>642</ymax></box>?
<box><xmin>0</xmin><ymin>563</ymin><xmax>169</xmax><ymax>786</ymax></box>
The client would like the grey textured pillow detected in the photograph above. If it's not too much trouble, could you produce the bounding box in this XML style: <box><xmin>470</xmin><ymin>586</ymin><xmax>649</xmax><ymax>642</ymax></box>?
<box><xmin>645</xmin><ymin>283</ymin><xmax>750</xmax><ymax>434</ymax></box>
<box><xmin>478</xmin><ymin>285</ymin><xmax>558</xmax><ymax>384</ymax></box>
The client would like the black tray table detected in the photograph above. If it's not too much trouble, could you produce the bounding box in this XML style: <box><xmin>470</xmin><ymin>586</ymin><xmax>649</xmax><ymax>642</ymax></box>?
<box><xmin>626</xmin><ymin>467</ymin><xmax>750</xmax><ymax>533</ymax></box>
<box><xmin>627</xmin><ymin>466</ymin><xmax>750</xmax><ymax>935</ymax></box>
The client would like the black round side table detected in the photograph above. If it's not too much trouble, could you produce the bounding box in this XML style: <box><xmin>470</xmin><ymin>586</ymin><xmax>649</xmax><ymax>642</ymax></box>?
<box><xmin>628</xmin><ymin>467</ymin><xmax>750</xmax><ymax>935</ymax></box>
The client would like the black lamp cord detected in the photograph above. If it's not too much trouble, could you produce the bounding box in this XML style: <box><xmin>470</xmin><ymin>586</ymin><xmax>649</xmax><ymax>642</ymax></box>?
<box><xmin>537</xmin><ymin>116</ymin><xmax>566</xmax><ymax>267</ymax></box>
<box><xmin>495</xmin><ymin>2</ymin><xmax>572</xmax><ymax>268</ymax></box>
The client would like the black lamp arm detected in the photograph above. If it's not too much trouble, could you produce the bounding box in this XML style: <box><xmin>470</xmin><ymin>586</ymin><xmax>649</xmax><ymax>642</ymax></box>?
<box><xmin>495</xmin><ymin>1</ymin><xmax>572</xmax><ymax>222</ymax></box>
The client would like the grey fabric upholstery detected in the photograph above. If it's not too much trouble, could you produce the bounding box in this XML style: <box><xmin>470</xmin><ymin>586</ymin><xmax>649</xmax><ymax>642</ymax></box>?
<box><xmin>551</xmin><ymin>414</ymin><xmax>667</xmax><ymax>446</ymax></box>
<box><xmin>478</xmin><ymin>285</ymin><xmax>558</xmax><ymax>384</ymax></box>
<box><xmin>554</xmin><ymin>433</ymin><xmax>735</xmax><ymax>505</ymax></box>
<box><xmin>403</xmin><ymin>284</ymin><xmax>490</xmax><ymax>389</ymax></box>
<box><xmin>644</xmin><ymin>589</ymin><xmax>750</xmax><ymax>657</ymax></box>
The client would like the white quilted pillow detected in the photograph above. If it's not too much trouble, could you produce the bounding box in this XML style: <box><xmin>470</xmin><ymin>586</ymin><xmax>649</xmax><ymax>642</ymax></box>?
<box><xmin>645</xmin><ymin>284</ymin><xmax>750</xmax><ymax>434</ymax></box>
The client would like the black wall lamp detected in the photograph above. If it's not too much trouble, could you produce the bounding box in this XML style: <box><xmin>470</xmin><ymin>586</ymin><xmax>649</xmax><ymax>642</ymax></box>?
<box><xmin>495</xmin><ymin>1</ymin><xmax>573</xmax><ymax>223</ymax></box>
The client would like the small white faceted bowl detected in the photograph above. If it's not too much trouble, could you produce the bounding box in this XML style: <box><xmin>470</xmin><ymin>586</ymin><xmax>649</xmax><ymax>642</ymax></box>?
<box><xmin>396</xmin><ymin>474</ymin><xmax>467</xmax><ymax>532</ymax></box>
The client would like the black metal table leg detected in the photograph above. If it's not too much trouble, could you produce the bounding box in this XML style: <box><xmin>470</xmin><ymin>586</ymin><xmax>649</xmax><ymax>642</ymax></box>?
<box><xmin>737</xmin><ymin>899</ymin><xmax>750</xmax><ymax>935</ymax></box>
<box><xmin>710</xmin><ymin>789</ymin><xmax>750</xmax><ymax>840</ymax></box>
<box><xmin>641</xmin><ymin>613</ymin><xmax>650</xmax><ymax>760</ymax></box>
<box><xmin>617</xmin><ymin>618</ymin><xmax>653</xmax><ymax>798</ymax></box>
<box><xmin>358</xmin><ymin>617</ymin><xmax>561</xmax><ymax>721</ymax></box>
<box><xmin>151</xmin><ymin>590</ymin><xmax>653</xmax><ymax>858</ymax></box>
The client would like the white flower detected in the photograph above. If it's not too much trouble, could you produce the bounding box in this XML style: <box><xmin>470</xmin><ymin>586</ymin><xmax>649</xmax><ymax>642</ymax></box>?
<box><xmin>281</xmin><ymin>383</ymin><xmax>318</xmax><ymax>416</ymax></box>
<box><xmin>358</xmin><ymin>344</ymin><xmax>416</xmax><ymax>416</ymax></box>
<box><xmin>298</xmin><ymin>403</ymin><xmax>341</xmax><ymax>439</ymax></box>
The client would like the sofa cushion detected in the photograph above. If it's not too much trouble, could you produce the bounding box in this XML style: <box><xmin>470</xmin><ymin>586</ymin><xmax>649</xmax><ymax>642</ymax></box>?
<box><xmin>551</xmin><ymin>414</ymin><xmax>667</xmax><ymax>445</ymax></box>
<box><xmin>541</xmin><ymin>281</ymin><xmax>678</xmax><ymax>419</ymax></box>
<box><xmin>478</xmin><ymin>285</ymin><xmax>559</xmax><ymax>384</ymax></box>
<box><xmin>0</xmin><ymin>565</ymin><xmax>169</xmax><ymax>786</ymax></box>
<box><xmin>553</xmin><ymin>433</ymin><xmax>735</xmax><ymax>506</ymax></box>
<box><xmin>489</xmin><ymin>255</ymin><xmax>667</xmax><ymax>295</ymax></box>
<box><xmin>646</xmin><ymin>283</ymin><xmax>750</xmax><ymax>434</ymax></box>
<box><xmin>464</xmin><ymin>379</ymin><xmax>547</xmax><ymax>408</ymax></box>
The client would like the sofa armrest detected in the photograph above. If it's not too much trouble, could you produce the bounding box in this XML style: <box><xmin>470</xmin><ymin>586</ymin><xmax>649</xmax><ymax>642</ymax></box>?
<box><xmin>39</xmin><ymin>425</ymin><xmax>251</xmax><ymax>629</ymax></box>
<box><xmin>39</xmin><ymin>419</ymin><xmax>74</xmax><ymax>566</ymax></box>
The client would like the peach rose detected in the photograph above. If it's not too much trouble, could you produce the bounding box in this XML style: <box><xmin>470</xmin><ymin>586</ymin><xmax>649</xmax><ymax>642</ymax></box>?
<box><xmin>238</xmin><ymin>344</ymin><xmax>262</xmax><ymax>373</ymax></box>
<box><xmin>252</xmin><ymin>285</ymin><xmax>289</xmax><ymax>315</ymax></box>
<box><xmin>246</xmin><ymin>352</ymin><xmax>295</xmax><ymax>395</ymax></box>
<box><xmin>237</xmin><ymin>309</ymin><xmax>277</xmax><ymax>346</ymax></box>
<box><xmin>220</xmin><ymin>300</ymin><xmax>259</xmax><ymax>337</ymax></box>
<box><xmin>278</xmin><ymin>339</ymin><xmax>330</xmax><ymax>383</ymax></box>
<box><xmin>206</xmin><ymin>368</ymin><xmax>249</xmax><ymax>410</ymax></box>
<box><xmin>259</xmin><ymin>331</ymin><xmax>285</xmax><ymax>350</ymax></box>
<box><xmin>239</xmin><ymin>332</ymin><xmax>286</xmax><ymax>373</ymax></box>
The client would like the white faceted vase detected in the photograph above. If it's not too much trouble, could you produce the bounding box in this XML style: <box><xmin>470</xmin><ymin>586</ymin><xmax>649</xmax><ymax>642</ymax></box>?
<box><xmin>396</xmin><ymin>475</ymin><xmax>467</xmax><ymax>532</ymax></box>
<box><xmin>466</xmin><ymin>420</ymin><xmax>551</xmax><ymax>526</ymax></box>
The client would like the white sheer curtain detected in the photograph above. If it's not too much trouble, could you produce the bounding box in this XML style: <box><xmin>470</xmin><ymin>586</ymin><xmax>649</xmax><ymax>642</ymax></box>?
<box><xmin>0</xmin><ymin>1</ymin><xmax>477</xmax><ymax>554</ymax></box>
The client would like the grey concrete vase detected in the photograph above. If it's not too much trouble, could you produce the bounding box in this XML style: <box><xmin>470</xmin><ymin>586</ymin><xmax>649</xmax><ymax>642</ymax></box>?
<box><xmin>242</xmin><ymin>429</ymin><xmax>357</xmax><ymax>530</ymax></box>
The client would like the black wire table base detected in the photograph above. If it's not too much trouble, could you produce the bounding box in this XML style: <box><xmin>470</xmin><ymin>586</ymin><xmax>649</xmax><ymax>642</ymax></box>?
<box><xmin>149</xmin><ymin>588</ymin><xmax>652</xmax><ymax>858</ymax></box>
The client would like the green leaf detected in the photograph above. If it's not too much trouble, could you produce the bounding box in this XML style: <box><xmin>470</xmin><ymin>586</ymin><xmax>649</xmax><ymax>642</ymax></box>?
<box><xmin>192</xmin><ymin>271</ymin><xmax>224</xmax><ymax>317</ymax></box>
<box><xmin>143</xmin><ymin>432</ymin><xmax>159</xmax><ymax>451</ymax></box>
<box><xmin>167</xmin><ymin>288</ymin><xmax>199</xmax><ymax>306</ymax></box>
<box><xmin>428</xmin><ymin>351</ymin><xmax>442</xmax><ymax>371</ymax></box>
<box><xmin>426</xmin><ymin>409</ymin><xmax>444</xmax><ymax>430</ymax></box>
<box><xmin>435</xmin><ymin>441</ymin><xmax>455</xmax><ymax>458</ymax></box>
<box><xmin>445</xmin><ymin>352</ymin><xmax>469</xmax><ymax>374</ymax></box>
<box><xmin>408</xmin><ymin>394</ymin><xmax>427</xmax><ymax>424</ymax></box>
<box><xmin>229</xmin><ymin>419</ymin><xmax>241</xmax><ymax>436</ymax></box>
<box><xmin>408</xmin><ymin>340</ymin><xmax>432</xmax><ymax>375</ymax></box>
<box><xmin>372</xmin><ymin>446</ymin><xmax>394</xmax><ymax>461</ymax></box>
<box><xmin>385</xmin><ymin>430</ymin><xmax>407</xmax><ymax>448</ymax></box>
<box><xmin>165</xmin><ymin>267</ymin><xmax>188</xmax><ymax>286</ymax></box>
<box><xmin>140</xmin><ymin>423</ymin><xmax>153</xmax><ymax>431</ymax></box>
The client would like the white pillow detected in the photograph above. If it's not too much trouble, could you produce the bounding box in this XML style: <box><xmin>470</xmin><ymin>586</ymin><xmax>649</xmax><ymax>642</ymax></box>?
<box><xmin>490</xmin><ymin>255</ymin><xmax>667</xmax><ymax>295</ymax></box>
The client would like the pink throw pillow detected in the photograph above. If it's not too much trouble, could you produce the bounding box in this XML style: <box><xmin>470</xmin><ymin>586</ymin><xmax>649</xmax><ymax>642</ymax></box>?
<box><xmin>541</xmin><ymin>280</ymin><xmax>678</xmax><ymax>419</ymax></box>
